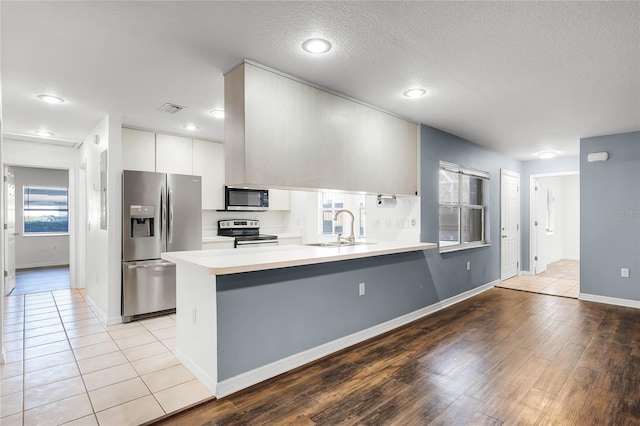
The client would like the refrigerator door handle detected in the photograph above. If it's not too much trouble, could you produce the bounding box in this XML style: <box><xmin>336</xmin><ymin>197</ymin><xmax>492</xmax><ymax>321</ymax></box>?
<box><xmin>168</xmin><ymin>188</ymin><xmax>174</xmax><ymax>244</ymax></box>
<box><xmin>160</xmin><ymin>184</ymin><xmax>166</xmax><ymax>243</ymax></box>
<box><xmin>127</xmin><ymin>262</ymin><xmax>174</xmax><ymax>270</ymax></box>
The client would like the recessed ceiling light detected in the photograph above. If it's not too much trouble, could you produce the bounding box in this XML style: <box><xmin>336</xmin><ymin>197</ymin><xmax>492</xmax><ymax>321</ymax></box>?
<box><xmin>402</xmin><ymin>88</ymin><xmax>427</xmax><ymax>98</ymax></box>
<box><xmin>302</xmin><ymin>38</ymin><xmax>332</xmax><ymax>54</ymax></box>
<box><xmin>209</xmin><ymin>109</ymin><xmax>225</xmax><ymax>119</ymax></box>
<box><xmin>34</xmin><ymin>130</ymin><xmax>55</xmax><ymax>137</ymax></box>
<box><xmin>537</xmin><ymin>151</ymin><xmax>558</xmax><ymax>159</ymax></box>
<box><xmin>182</xmin><ymin>123</ymin><xmax>200</xmax><ymax>131</ymax></box>
<box><xmin>37</xmin><ymin>94</ymin><xmax>65</xmax><ymax>104</ymax></box>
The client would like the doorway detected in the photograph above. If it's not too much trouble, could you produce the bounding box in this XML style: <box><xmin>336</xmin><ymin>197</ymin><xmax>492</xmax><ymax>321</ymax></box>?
<box><xmin>4</xmin><ymin>166</ymin><xmax>71</xmax><ymax>295</ymax></box>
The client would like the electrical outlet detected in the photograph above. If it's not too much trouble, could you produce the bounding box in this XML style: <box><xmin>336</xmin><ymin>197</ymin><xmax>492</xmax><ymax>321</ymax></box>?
<box><xmin>466</xmin><ymin>261</ymin><xmax>471</xmax><ymax>271</ymax></box>
<box><xmin>359</xmin><ymin>282</ymin><xmax>365</xmax><ymax>296</ymax></box>
<box><xmin>621</xmin><ymin>268</ymin><xmax>630</xmax><ymax>278</ymax></box>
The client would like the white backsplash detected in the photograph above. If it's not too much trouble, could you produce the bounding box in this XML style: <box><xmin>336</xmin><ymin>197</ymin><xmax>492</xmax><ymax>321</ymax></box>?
<box><xmin>202</xmin><ymin>190</ymin><xmax>420</xmax><ymax>242</ymax></box>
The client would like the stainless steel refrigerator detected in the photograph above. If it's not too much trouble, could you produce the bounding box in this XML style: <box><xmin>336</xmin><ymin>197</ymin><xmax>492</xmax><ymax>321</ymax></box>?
<box><xmin>122</xmin><ymin>170</ymin><xmax>202</xmax><ymax>322</ymax></box>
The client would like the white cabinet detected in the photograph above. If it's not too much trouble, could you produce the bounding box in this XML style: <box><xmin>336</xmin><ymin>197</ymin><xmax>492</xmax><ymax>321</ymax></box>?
<box><xmin>122</xmin><ymin>128</ymin><xmax>156</xmax><ymax>172</ymax></box>
<box><xmin>203</xmin><ymin>240</ymin><xmax>234</xmax><ymax>250</ymax></box>
<box><xmin>156</xmin><ymin>134</ymin><xmax>193</xmax><ymax>175</ymax></box>
<box><xmin>224</xmin><ymin>62</ymin><xmax>418</xmax><ymax>195</ymax></box>
<box><xmin>193</xmin><ymin>139</ymin><xmax>225</xmax><ymax>210</ymax></box>
<box><xmin>268</xmin><ymin>189</ymin><xmax>290</xmax><ymax>211</ymax></box>
<box><xmin>277</xmin><ymin>236</ymin><xmax>301</xmax><ymax>246</ymax></box>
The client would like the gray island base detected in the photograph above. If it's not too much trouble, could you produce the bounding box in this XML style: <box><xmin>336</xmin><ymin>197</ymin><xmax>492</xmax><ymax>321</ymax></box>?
<box><xmin>161</xmin><ymin>241</ymin><xmax>508</xmax><ymax>398</ymax></box>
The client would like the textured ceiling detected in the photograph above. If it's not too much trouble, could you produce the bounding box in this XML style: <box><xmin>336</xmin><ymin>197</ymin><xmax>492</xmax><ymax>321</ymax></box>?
<box><xmin>2</xmin><ymin>1</ymin><xmax>638</xmax><ymax>160</ymax></box>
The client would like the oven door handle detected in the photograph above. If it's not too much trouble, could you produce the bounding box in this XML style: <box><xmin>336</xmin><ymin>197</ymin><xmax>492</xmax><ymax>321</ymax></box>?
<box><xmin>235</xmin><ymin>240</ymin><xmax>279</xmax><ymax>248</ymax></box>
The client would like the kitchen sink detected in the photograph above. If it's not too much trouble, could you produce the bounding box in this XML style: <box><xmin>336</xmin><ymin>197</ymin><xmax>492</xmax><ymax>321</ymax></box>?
<box><xmin>305</xmin><ymin>242</ymin><xmax>375</xmax><ymax>248</ymax></box>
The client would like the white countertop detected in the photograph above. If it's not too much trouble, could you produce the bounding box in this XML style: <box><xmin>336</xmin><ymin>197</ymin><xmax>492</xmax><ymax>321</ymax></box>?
<box><xmin>162</xmin><ymin>240</ymin><xmax>437</xmax><ymax>275</ymax></box>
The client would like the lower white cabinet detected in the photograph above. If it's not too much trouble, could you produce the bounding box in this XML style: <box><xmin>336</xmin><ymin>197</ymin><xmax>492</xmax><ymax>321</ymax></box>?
<box><xmin>203</xmin><ymin>240</ymin><xmax>234</xmax><ymax>250</ymax></box>
<box><xmin>278</xmin><ymin>236</ymin><xmax>302</xmax><ymax>246</ymax></box>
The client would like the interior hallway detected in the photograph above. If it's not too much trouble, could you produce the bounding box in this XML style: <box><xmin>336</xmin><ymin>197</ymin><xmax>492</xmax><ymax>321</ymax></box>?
<box><xmin>10</xmin><ymin>267</ymin><xmax>70</xmax><ymax>296</ymax></box>
<box><xmin>498</xmin><ymin>260</ymin><xmax>580</xmax><ymax>299</ymax></box>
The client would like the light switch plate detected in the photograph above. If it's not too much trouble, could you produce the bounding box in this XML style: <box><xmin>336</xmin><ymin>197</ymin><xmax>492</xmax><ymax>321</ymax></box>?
<box><xmin>621</xmin><ymin>268</ymin><xmax>630</xmax><ymax>278</ymax></box>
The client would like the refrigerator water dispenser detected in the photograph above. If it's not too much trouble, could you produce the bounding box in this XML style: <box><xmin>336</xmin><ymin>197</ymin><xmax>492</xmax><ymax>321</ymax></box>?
<box><xmin>130</xmin><ymin>205</ymin><xmax>155</xmax><ymax>238</ymax></box>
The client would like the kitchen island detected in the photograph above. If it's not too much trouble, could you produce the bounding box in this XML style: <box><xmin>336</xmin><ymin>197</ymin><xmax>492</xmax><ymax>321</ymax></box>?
<box><xmin>162</xmin><ymin>241</ymin><xmax>440</xmax><ymax>397</ymax></box>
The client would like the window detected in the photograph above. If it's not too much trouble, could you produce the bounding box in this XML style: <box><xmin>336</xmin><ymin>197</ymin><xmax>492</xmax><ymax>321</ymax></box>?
<box><xmin>319</xmin><ymin>192</ymin><xmax>366</xmax><ymax>237</ymax></box>
<box><xmin>23</xmin><ymin>186</ymin><xmax>69</xmax><ymax>234</ymax></box>
<box><xmin>439</xmin><ymin>161</ymin><xmax>489</xmax><ymax>251</ymax></box>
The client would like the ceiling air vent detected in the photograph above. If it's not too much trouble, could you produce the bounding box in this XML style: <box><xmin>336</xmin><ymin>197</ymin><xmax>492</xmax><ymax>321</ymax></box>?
<box><xmin>158</xmin><ymin>103</ymin><xmax>186</xmax><ymax>114</ymax></box>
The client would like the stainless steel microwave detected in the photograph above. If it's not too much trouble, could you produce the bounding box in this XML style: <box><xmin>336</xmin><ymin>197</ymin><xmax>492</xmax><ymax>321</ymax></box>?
<box><xmin>225</xmin><ymin>186</ymin><xmax>269</xmax><ymax>211</ymax></box>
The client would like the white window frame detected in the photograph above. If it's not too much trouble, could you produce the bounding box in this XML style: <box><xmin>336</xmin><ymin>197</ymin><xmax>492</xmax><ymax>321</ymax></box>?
<box><xmin>439</xmin><ymin>161</ymin><xmax>490</xmax><ymax>253</ymax></box>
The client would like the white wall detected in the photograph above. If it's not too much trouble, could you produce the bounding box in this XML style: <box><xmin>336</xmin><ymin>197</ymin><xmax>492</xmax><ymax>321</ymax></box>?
<box><xmin>561</xmin><ymin>174</ymin><xmax>580</xmax><ymax>260</ymax></box>
<box><xmin>80</xmin><ymin>114</ymin><xmax>122</xmax><ymax>325</ymax></box>
<box><xmin>3</xmin><ymin>139</ymin><xmax>79</xmax><ymax>286</ymax></box>
<box><xmin>535</xmin><ymin>174</ymin><xmax>580</xmax><ymax>268</ymax></box>
<box><xmin>13</xmin><ymin>166</ymin><xmax>70</xmax><ymax>268</ymax></box>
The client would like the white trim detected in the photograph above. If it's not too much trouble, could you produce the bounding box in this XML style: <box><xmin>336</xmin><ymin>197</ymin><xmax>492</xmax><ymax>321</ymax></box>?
<box><xmin>520</xmin><ymin>270</ymin><xmax>532</xmax><ymax>276</ymax></box>
<box><xmin>215</xmin><ymin>279</ymin><xmax>498</xmax><ymax>398</ymax></box>
<box><xmin>439</xmin><ymin>243</ymin><xmax>491</xmax><ymax>254</ymax></box>
<box><xmin>16</xmin><ymin>261</ymin><xmax>69</xmax><ymax>270</ymax></box>
<box><xmin>176</xmin><ymin>349</ymin><xmax>218</xmax><ymax>395</ymax></box>
<box><xmin>579</xmin><ymin>293</ymin><xmax>640</xmax><ymax>309</ymax></box>
<box><xmin>0</xmin><ymin>349</ymin><xmax>5</xmax><ymax>364</ymax></box>
<box><xmin>85</xmin><ymin>294</ymin><xmax>122</xmax><ymax>326</ymax></box>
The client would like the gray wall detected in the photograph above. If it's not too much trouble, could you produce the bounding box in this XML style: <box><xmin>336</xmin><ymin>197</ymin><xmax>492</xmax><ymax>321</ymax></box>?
<box><xmin>580</xmin><ymin>131</ymin><xmax>640</xmax><ymax>301</ymax></box>
<box><xmin>14</xmin><ymin>166</ymin><xmax>70</xmax><ymax>268</ymax></box>
<box><xmin>420</xmin><ymin>125</ymin><xmax>521</xmax><ymax>287</ymax></box>
<box><xmin>217</xmin><ymin>252</ymin><xmax>436</xmax><ymax>380</ymax></box>
<box><xmin>520</xmin><ymin>156</ymin><xmax>580</xmax><ymax>271</ymax></box>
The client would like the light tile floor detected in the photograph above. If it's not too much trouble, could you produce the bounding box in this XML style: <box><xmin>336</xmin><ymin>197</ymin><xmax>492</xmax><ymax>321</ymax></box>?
<box><xmin>1</xmin><ymin>289</ymin><xmax>213</xmax><ymax>426</ymax></box>
<box><xmin>497</xmin><ymin>259</ymin><xmax>580</xmax><ymax>299</ymax></box>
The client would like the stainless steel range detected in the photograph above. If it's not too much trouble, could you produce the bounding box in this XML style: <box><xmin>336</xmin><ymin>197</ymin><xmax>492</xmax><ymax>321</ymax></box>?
<box><xmin>218</xmin><ymin>220</ymin><xmax>278</xmax><ymax>248</ymax></box>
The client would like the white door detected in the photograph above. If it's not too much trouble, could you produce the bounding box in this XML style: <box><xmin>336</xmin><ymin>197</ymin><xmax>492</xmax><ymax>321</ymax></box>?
<box><xmin>4</xmin><ymin>166</ymin><xmax>17</xmax><ymax>295</ymax></box>
<box><xmin>533</xmin><ymin>178</ymin><xmax>549</xmax><ymax>274</ymax></box>
<box><xmin>500</xmin><ymin>170</ymin><xmax>520</xmax><ymax>280</ymax></box>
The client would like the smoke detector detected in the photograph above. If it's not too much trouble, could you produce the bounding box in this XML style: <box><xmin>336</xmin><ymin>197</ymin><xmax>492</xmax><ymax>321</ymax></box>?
<box><xmin>157</xmin><ymin>103</ymin><xmax>186</xmax><ymax>114</ymax></box>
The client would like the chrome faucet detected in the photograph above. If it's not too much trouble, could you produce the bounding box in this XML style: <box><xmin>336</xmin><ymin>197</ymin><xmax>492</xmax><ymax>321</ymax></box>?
<box><xmin>334</xmin><ymin>209</ymin><xmax>355</xmax><ymax>245</ymax></box>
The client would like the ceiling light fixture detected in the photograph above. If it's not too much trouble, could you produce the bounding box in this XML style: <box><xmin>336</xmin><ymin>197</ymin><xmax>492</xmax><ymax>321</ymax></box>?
<box><xmin>182</xmin><ymin>123</ymin><xmax>200</xmax><ymax>131</ymax></box>
<box><xmin>537</xmin><ymin>151</ymin><xmax>558</xmax><ymax>159</ymax></box>
<box><xmin>209</xmin><ymin>109</ymin><xmax>225</xmax><ymax>119</ymax></box>
<box><xmin>34</xmin><ymin>130</ymin><xmax>55</xmax><ymax>137</ymax></box>
<box><xmin>37</xmin><ymin>94</ymin><xmax>65</xmax><ymax>104</ymax></box>
<box><xmin>402</xmin><ymin>88</ymin><xmax>427</xmax><ymax>98</ymax></box>
<box><xmin>302</xmin><ymin>38</ymin><xmax>332</xmax><ymax>54</ymax></box>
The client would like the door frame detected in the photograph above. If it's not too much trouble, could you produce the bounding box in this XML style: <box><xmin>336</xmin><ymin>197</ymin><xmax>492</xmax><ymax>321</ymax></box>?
<box><xmin>529</xmin><ymin>171</ymin><xmax>579</xmax><ymax>275</ymax></box>
<box><xmin>2</xmin><ymin>162</ymin><xmax>77</xmax><ymax>290</ymax></box>
<box><xmin>500</xmin><ymin>169</ymin><xmax>520</xmax><ymax>281</ymax></box>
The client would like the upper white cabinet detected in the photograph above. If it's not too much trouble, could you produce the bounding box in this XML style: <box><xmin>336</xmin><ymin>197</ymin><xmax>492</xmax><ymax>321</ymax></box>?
<box><xmin>156</xmin><ymin>134</ymin><xmax>193</xmax><ymax>175</ymax></box>
<box><xmin>122</xmin><ymin>128</ymin><xmax>156</xmax><ymax>172</ymax></box>
<box><xmin>224</xmin><ymin>61</ymin><xmax>418</xmax><ymax>195</ymax></box>
<box><xmin>193</xmin><ymin>139</ymin><xmax>225</xmax><ymax>210</ymax></box>
<box><xmin>269</xmin><ymin>189</ymin><xmax>290</xmax><ymax>210</ymax></box>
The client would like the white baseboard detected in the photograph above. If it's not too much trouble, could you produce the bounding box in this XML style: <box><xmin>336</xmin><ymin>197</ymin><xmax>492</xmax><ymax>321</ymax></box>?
<box><xmin>216</xmin><ymin>279</ymin><xmax>498</xmax><ymax>398</ymax></box>
<box><xmin>176</xmin><ymin>349</ymin><xmax>218</xmax><ymax>395</ymax></box>
<box><xmin>84</xmin><ymin>294</ymin><xmax>122</xmax><ymax>326</ymax></box>
<box><xmin>16</xmin><ymin>262</ymin><xmax>69</xmax><ymax>270</ymax></box>
<box><xmin>579</xmin><ymin>293</ymin><xmax>640</xmax><ymax>309</ymax></box>
<box><xmin>520</xmin><ymin>270</ymin><xmax>532</xmax><ymax>276</ymax></box>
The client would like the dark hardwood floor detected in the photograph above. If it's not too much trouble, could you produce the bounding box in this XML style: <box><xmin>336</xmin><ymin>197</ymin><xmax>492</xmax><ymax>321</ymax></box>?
<box><xmin>152</xmin><ymin>288</ymin><xmax>640</xmax><ymax>426</ymax></box>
